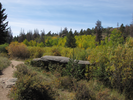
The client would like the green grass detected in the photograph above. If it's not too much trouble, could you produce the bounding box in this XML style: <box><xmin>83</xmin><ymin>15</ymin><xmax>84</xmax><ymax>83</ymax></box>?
<box><xmin>0</xmin><ymin>56</ymin><xmax>11</xmax><ymax>74</ymax></box>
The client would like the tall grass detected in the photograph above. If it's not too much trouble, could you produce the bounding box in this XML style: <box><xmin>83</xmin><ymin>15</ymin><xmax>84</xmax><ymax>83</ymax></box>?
<box><xmin>0</xmin><ymin>56</ymin><xmax>11</xmax><ymax>74</ymax></box>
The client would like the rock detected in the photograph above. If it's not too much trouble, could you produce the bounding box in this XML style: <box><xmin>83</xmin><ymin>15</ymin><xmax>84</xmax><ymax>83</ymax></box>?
<box><xmin>6</xmin><ymin>78</ymin><xmax>17</xmax><ymax>88</ymax></box>
<box><xmin>0</xmin><ymin>78</ymin><xmax>17</xmax><ymax>88</ymax></box>
<box><xmin>32</xmin><ymin>55</ymin><xmax>90</xmax><ymax>66</ymax></box>
<box><xmin>41</xmin><ymin>56</ymin><xmax>70</xmax><ymax>63</ymax></box>
<box><xmin>78</xmin><ymin>60</ymin><xmax>90</xmax><ymax>65</ymax></box>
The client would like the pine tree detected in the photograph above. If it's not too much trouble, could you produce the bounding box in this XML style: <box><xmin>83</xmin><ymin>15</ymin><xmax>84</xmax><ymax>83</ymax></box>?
<box><xmin>6</xmin><ymin>27</ymin><xmax>13</xmax><ymax>44</ymax></box>
<box><xmin>79</xmin><ymin>29</ymin><xmax>84</xmax><ymax>35</ymax></box>
<box><xmin>95</xmin><ymin>20</ymin><xmax>102</xmax><ymax>44</ymax></box>
<box><xmin>65</xmin><ymin>29</ymin><xmax>76</xmax><ymax>48</ymax></box>
<box><xmin>40</xmin><ymin>30</ymin><xmax>45</xmax><ymax>44</ymax></box>
<box><xmin>0</xmin><ymin>3</ymin><xmax>9</xmax><ymax>44</ymax></box>
<box><xmin>18</xmin><ymin>29</ymin><xmax>26</xmax><ymax>42</ymax></box>
<box><xmin>120</xmin><ymin>23</ymin><xmax>127</xmax><ymax>41</ymax></box>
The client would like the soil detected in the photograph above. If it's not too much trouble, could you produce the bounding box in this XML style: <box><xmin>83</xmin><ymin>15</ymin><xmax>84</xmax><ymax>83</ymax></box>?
<box><xmin>0</xmin><ymin>60</ymin><xmax>24</xmax><ymax>100</ymax></box>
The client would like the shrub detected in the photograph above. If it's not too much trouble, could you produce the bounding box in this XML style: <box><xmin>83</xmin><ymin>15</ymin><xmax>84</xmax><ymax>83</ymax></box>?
<box><xmin>88</xmin><ymin>46</ymin><xmax>111</xmax><ymax>86</ymax></box>
<box><xmin>9</xmin><ymin>75</ymin><xmax>55</xmax><ymax>100</ymax></box>
<box><xmin>75</xmin><ymin>82</ymin><xmax>94</xmax><ymax>100</ymax></box>
<box><xmin>9</xmin><ymin>64</ymin><xmax>57</xmax><ymax>100</ymax></box>
<box><xmin>89</xmin><ymin>43</ymin><xmax>133</xmax><ymax>99</ymax></box>
<box><xmin>108</xmin><ymin>29</ymin><xmax>124</xmax><ymax>47</ymax></box>
<box><xmin>0</xmin><ymin>52</ymin><xmax>8</xmax><ymax>57</ymax></box>
<box><xmin>28</xmin><ymin>47</ymin><xmax>45</xmax><ymax>58</ymax></box>
<box><xmin>60</xmin><ymin>76</ymin><xmax>75</xmax><ymax>91</ymax></box>
<box><xmin>51</xmin><ymin>47</ymin><xmax>61</xmax><ymax>56</ymax></box>
<box><xmin>28</xmin><ymin>40</ymin><xmax>37</xmax><ymax>46</ymax></box>
<box><xmin>23</xmin><ymin>39</ymin><xmax>29</xmax><ymax>46</ymax></box>
<box><xmin>13</xmin><ymin>64</ymin><xmax>31</xmax><ymax>78</ymax></box>
<box><xmin>6</xmin><ymin>42</ymin><xmax>30</xmax><ymax>59</ymax></box>
<box><xmin>75</xmin><ymin>35</ymin><xmax>96</xmax><ymax>49</ymax></box>
<box><xmin>105</xmin><ymin>45</ymin><xmax>133</xmax><ymax>99</ymax></box>
<box><xmin>0</xmin><ymin>43</ymin><xmax>8</xmax><ymax>53</ymax></box>
<box><xmin>57</xmin><ymin>37</ymin><xmax>66</xmax><ymax>47</ymax></box>
<box><xmin>60</xmin><ymin>47</ymin><xmax>72</xmax><ymax>57</ymax></box>
<box><xmin>62</xmin><ymin>58</ymin><xmax>84</xmax><ymax>80</ymax></box>
<box><xmin>96</xmin><ymin>89</ymin><xmax>111</xmax><ymax>100</ymax></box>
<box><xmin>37</xmin><ymin>42</ymin><xmax>45</xmax><ymax>47</ymax></box>
<box><xmin>74</xmin><ymin>48</ymin><xmax>88</xmax><ymax>60</ymax></box>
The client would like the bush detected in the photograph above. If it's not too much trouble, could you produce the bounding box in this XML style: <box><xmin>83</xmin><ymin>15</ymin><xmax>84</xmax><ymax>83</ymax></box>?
<box><xmin>74</xmin><ymin>48</ymin><xmax>88</xmax><ymax>60</ymax></box>
<box><xmin>28</xmin><ymin>46</ymin><xmax>45</xmax><ymax>58</ymax></box>
<box><xmin>0</xmin><ymin>43</ymin><xmax>8</xmax><ymax>53</ymax></box>
<box><xmin>60</xmin><ymin>76</ymin><xmax>75</xmax><ymax>91</ymax></box>
<box><xmin>88</xmin><ymin>46</ymin><xmax>111</xmax><ymax>86</ymax></box>
<box><xmin>75</xmin><ymin>82</ymin><xmax>94</xmax><ymax>100</ymax></box>
<box><xmin>60</xmin><ymin>47</ymin><xmax>72</xmax><ymax>57</ymax></box>
<box><xmin>0</xmin><ymin>52</ymin><xmax>8</xmax><ymax>57</ymax></box>
<box><xmin>105</xmin><ymin>45</ymin><xmax>133</xmax><ymax>99</ymax></box>
<box><xmin>37</xmin><ymin>42</ymin><xmax>45</xmax><ymax>47</ymax></box>
<box><xmin>109</xmin><ymin>29</ymin><xmax>124</xmax><ymax>46</ymax></box>
<box><xmin>89</xmin><ymin>43</ymin><xmax>133</xmax><ymax>99</ymax></box>
<box><xmin>75</xmin><ymin>35</ymin><xmax>96</xmax><ymax>49</ymax></box>
<box><xmin>96</xmin><ymin>89</ymin><xmax>111</xmax><ymax>100</ymax></box>
<box><xmin>6</xmin><ymin>42</ymin><xmax>30</xmax><ymax>59</ymax></box>
<box><xmin>51</xmin><ymin>47</ymin><xmax>61</xmax><ymax>56</ymax></box>
<box><xmin>9</xmin><ymin>75</ymin><xmax>55</xmax><ymax>100</ymax></box>
<box><xmin>62</xmin><ymin>58</ymin><xmax>84</xmax><ymax>80</ymax></box>
<box><xmin>13</xmin><ymin>64</ymin><xmax>31</xmax><ymax>78</ymax></box>
<box><xmin>9</xmin><ymin>64</ymin><xmax>57</xmax><ymax>100</ymax></box>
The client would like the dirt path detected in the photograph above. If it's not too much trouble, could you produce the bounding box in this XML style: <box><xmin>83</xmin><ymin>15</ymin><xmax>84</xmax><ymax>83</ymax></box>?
<box><xmin>0</xmin><ymin>60</ymin><xmax>24</xmax><ymax>100</ymax></box>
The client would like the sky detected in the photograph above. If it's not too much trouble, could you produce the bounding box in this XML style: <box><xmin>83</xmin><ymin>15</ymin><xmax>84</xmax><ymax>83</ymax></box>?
<box><xmin>1</xmin><ymin>0</ymin><xmax>133</xmax><ymax>37</ymax></box>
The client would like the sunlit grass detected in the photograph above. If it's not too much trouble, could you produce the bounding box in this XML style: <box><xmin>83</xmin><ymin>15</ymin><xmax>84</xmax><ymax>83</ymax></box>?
<box><xmin>0</xmin><ymin>56</ymin><xmax>11</xmax><ymax>72</ymax></box>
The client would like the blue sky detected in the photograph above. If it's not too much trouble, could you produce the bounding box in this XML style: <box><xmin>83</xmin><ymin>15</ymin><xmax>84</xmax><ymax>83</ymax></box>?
<box><xmin>1</xmin><ymin>0</ymin><xmax>133</xmax><ymax>37</ymax></box>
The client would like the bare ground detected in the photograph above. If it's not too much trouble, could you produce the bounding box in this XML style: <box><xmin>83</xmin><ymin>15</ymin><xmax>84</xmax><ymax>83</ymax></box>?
<box><xmin>0</xmin><ymin>60</ymin><xmax>24</xmax><ymax>100</ymax></box>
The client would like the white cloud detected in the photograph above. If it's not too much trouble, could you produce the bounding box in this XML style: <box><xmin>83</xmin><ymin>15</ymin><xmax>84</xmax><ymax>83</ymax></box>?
<box><xmin>9</xmin><ymin>20</ymin><xmax>60</xmax><ymax>36</ymax></box>
<box><xmin>1</xmin><ymin>0</ymin><xmax>133</xmax><ymax>37</ymax></box>
<box><xmin>8</xmin><ymin>17</ymin><xmax>92</xmax><ymax>37</ymax></box>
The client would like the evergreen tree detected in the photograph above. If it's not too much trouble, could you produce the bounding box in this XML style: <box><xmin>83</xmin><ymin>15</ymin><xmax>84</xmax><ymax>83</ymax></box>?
<box><xmin>18</xmin><ymin>29</ymin><xmax>26</xmax><ymax>42</ymax></box>
<box><xmin>6</xmin><ymin>27</ymin><xmax>13</xmax><ymax>44</ymax></box>
<box><xmin>47</xmin><ymin>31</ymin><xmax>51</xmax><ymax>36</ymax></box>
<box><xmin>95</xmin><ymin>20</ymin><xmax>102</xmax><ymax>44</ymax></box>
<box><xmin>40</xmin><ymin>30</ymin><xmax>45</xmax><ymax>44</ymax></box>
<box><xmin>74</xmin><ymin>30</ymin><xmax>79</xmax><ymax>36</ymax></box>
<box><xmin>12</xmin><ymin>36</ymin><xmax>18</xmax><ymax>41</ymax></box>
<box><xmin>79</xmin><ymin>29</ymin><xmax>84</xmax><ymax>35</ymax></box>
<box><xmin>130</xmin><ymin>24</ymin><xmax>133</xmax><ymax>37</ymax></box>
<box><xmin>125</xmin><ymin>25</ymin><xmax>130</xmax><ymax>37</ymax></box>
<box><xmin>86</xmin><ymin>28</ymin><xmax>92</xmax><ymax>35</ymax></box>
<box><xmin>26</xmin><ymin>30</ymin><xmax>33</xmax><ymax>41</ymax></box>
<box><xmin>65</xmin><ymin>29</ymin><xmax>76</xmax><ymax>48</ymax></box>
<box><xmin>120</xmin><ymin>23</ymin><xmax>127</xmax><ymax>41</ymax></box>
<box><xmin>33</xmin><ymin>29</ymin><xmax>40</xmax><ymax>40</ymax></box>
<box><xmin>0</xmin><ymin>3</ymin><xmax>9</xmax><ymax>44</ymax></box>
<box><xmin>62</xmin><ymin>27</ymin><xmax>68</xmax><ymax>36</ymax></box>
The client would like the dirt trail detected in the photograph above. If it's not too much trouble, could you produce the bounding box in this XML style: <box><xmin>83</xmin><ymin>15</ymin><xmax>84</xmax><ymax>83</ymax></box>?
<box><xmin>0</xmin><ymin>60</ymin><xmax>24</xmax><ymax>100</ymax></box>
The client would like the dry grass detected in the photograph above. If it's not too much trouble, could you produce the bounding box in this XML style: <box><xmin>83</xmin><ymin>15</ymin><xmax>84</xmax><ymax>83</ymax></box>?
<box><xmin>0</xmin><ymin>56</ymin><xmax>11</xmax><ymax>74</ymax></box>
